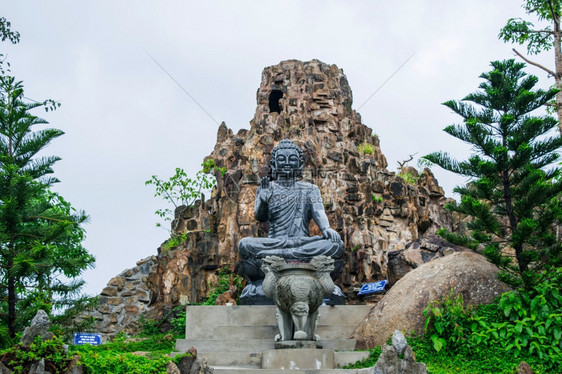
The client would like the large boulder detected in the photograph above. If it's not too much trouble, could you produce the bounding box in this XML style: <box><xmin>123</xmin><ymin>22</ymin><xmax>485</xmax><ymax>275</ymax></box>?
<box><xmin>387</xmin><ymin>235</ymin><xmax>465</xmax><ymax>286</ymax></box>
<box><xmin>353</xmin><ymin>251</ymin><xmax>511</xmax><ymax>349</ymax></box>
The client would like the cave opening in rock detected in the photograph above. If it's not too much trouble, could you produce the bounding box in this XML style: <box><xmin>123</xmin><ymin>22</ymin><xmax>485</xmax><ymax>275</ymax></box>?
<box><xmin>269</xmin><ymin>90</ymin><xmax>283</xmax><ymax>114</ymax></box>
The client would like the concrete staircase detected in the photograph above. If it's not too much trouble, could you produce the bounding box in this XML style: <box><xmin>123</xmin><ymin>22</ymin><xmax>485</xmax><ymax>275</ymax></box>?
<box><xmin>174</xmin><ymin>305</ymin><xmax>374</xmax><ymax>373</ymax></box>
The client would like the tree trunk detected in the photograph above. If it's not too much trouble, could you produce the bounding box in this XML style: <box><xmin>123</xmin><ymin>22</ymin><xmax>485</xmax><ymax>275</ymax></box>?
<box><xmin>501</xmin><ymin>170</ymin><xmax>527</xmax><ymax>276</ymax></box>
<box><xmin>554</xmin><ymin>14</ymin><xmax>562</xmax><ymax>134</ymax></box>
<box><xmin>7</xmin><ymin>255</ymin><xmax>16</xmax><ymax>339</ymax></box>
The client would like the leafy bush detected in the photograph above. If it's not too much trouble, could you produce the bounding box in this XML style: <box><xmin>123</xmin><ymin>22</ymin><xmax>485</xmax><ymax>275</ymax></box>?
<box><xmin>0</xmin><ymin>336</ymin><xmax>73</xmax><ymax>374</ymax></box>
<box><xmin>424</xmin><ymin>289</ymin><xmax>471</xmax><ymax>352</ymax></box>
<box><xmin>202</xmin><ymin>267</ymin><xmax>244</xmax><ymax>305</ymax></box>
<box><xmin>70</xmin><ymin>333</ymin><xmax>175</xmax><ymax>374</ymax></box>
<box><xmin>423</xmin><ymin>274</ymin><xmax>562</xmax><ymax>371</ymax></box>
<box><xmin>397</xmin><ymin>170</ymin><xmax>418</xmax><ymax>185</ymax></box>
<box><xmin>357</xmin><ymin>142</ymin><xmax>375</xmax><ymax>155</ymax></box>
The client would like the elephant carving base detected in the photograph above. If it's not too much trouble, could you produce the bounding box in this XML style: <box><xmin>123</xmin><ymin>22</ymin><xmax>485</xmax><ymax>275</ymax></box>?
<box><xmin>261</xmin><ymin>255</ymin><xmax>335</xmax><ymax>343</ymax></box>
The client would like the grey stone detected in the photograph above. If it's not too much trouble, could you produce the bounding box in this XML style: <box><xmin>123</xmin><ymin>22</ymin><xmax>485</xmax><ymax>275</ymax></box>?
<box><xmin>28</xmin><ymin>358</ymin><xmax>46</xmax><ymax>374</ymax></box>
<box><xmin>354</xmin><ymin>251</ymin><xmax>511</xmax><ymax>349</ymax></box>
<box><xmin>373</xmin><ymin>344</ymin><xmax>427</xmax><ymax>374</ymax></box>
<box><xmin>262</xmin><ymin>255</ymin><xmax>335</xmax><ymax>342</ymax></box>
<box><xmin>261</xmin><ymin>348</ymin><xmax>334</xmax><ymax>369</ymax></box>
<box><xmin>188</xmin><ymin>358</ymin><xmax>213</xmax><ymax>374</ymax></box>
<box><xmin>391</xmin><ymin>330</ymin><xmax>408</xmax><ymax>356</ymax></box>
<box><xmin>177</xmin><ymin>352</ymin><xmax>197</xmax><ymax>374</ymax></box>
<box><xmin>166</xmin><ymin>361</ymin><xmax>181</xmax><ymax>374</ymax></box>
<box><xmin>21</xmin><ymin>310</ymin><xmax>53</xmax><ymax>346</ymax></box>
<box><xmin>0</xmin><ymin>361</ymin><xmax>13</xmax><ymax>374</ymax></box>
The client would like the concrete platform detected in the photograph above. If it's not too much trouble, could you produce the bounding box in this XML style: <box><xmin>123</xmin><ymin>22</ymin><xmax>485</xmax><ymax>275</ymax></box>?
<box><xmin>174</xmin><ymin>304</ymin><xmax>374</xmax><ymax>372</ymax></box>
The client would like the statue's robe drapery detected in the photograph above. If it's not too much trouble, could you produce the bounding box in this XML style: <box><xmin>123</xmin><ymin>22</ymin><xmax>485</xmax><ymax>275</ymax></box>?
<box><xmin>238</xmin><ymin>181</ymin><xmax>344</xmax><ymax>282</ymax></box>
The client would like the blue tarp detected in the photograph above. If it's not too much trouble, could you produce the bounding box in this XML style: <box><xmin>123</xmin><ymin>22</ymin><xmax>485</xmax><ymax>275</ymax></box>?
<box><xmin>357</xmin><ymin>280</ymin><xmax>388</xmax><ymax>295</ymax></box>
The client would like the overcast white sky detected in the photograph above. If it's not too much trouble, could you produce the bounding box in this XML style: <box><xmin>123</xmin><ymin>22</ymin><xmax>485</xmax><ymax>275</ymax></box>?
<box><xmin>2</xmin><ymin>1</ymin><xmax>554</xmax><ymax>296</ymax></box>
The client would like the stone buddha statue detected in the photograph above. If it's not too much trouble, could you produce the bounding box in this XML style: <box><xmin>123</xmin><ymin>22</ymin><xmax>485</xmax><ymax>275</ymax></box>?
<box><xmin>237</xmin><ymin>139</ymin><xmax>345</xmax><ymax>304</ymax></box>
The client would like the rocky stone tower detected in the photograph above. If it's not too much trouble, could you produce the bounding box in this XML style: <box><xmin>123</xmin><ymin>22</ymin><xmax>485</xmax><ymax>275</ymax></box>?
<box><xmin>75</xmin><ymin>60</ymin><xmax>456</xmax><ymax>337</ymax></box>
<box><xmin>163</xmin><ymin>59</ymin><xmax>455</xmax><ymax>301</ymax></box>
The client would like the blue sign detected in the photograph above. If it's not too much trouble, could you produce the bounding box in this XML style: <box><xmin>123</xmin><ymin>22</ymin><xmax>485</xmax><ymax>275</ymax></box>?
<box><xmin>358</xmin><ymin>280</ymin><xmax>388</xmax><ymax>295</ymax></box>
<box><xmin>73</xmin><ymin>333</ymin><xmax>102</xmax><ymax>346</ymax></box>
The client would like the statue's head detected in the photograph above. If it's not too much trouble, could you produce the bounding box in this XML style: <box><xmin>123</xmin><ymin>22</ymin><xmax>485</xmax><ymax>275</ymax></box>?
<box><xmin>270</xmin><ymin>139</ymin><xmax>304</xmax><ymax>179</ymax></box>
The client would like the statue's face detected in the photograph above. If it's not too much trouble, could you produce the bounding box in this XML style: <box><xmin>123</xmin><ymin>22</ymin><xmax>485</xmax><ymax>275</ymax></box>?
<box><xmin>272</xmin><ymin>148</ymin><xmax>301</xmax><ymax>179</ymax></box>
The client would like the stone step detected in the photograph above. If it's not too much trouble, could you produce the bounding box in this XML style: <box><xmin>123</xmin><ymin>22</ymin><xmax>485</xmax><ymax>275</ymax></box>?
<box><xmin>176</xmin><ymin>338</ymin><xmax>358</xmax><ymax>353</ymax></box>
<box><xmin>185</xmin><ymin>324</ymin><xmax>360</xmax><ymax>340</ymax></box>
<box><xmin>184</xmin><ymin>305</ymin><xmax>372</xmax><ymax>335</ymax></box>
<box><xmin>212</xmin><ymin>368</ymin><xmax>374</xmax><ymax>374</ymax></box>
<box><xmin>192</xmin><ymin>351</ymin><xmax>369</xmax><ymax>369</ymax></box>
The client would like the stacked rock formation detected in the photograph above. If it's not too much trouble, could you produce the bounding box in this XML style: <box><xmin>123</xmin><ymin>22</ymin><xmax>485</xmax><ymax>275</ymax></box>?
<box><xmin>78</xmin><ymin>59</ymin><xmax>458</xmax><ymax>337</ymax></box>
<box><xmin>171</xmin><ymin>59</ymin><xmax>455</xmax><ymax>297</ymax></box>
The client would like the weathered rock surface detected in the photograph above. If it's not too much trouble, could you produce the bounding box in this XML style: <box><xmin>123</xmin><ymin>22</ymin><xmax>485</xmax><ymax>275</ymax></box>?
<box><xmin>21</xmin><ymin>310</ymin><xmax>53</xmax><ymax>346</ymax></box>
<box><xmin>188</xmin><ymin>357</ymin><xmax>213</xmax><ymax>374</ymax></box>
<box><xmin>166</xmin><ymin>361</ymin><xmax>181</xmax><ymax>374</ymax></box>
<box><xmin>0</xmin><ymin>362</ymin><xmax>12</xmax><ymax>374</ymax></box>
<box><xmin>176</xmin><ymin>347</ymin><xmax>197</xmax><ymax>373</ymax></box>
<box><xmin>387</xmin><ymin>234</ymin><xmax>465</xmax><ymax>286</ymax></box>
<box><xmin>374</xmin><ymin>330</ymin><xmax>426</xmax><ymax>374</ymax></box>
<box><xmin>75</xmin><ymin>59</ymin><xmax>458</xmax><ymax>337</ymax></box>
<box><xmin>353</xmin><ymin>251</ymin><xmax>511</xmax><ymax>349</ymax></box>
<box><xmin>517</xmin><ymin>361</ymin><xmax>534</xmax><ymax>374</ymax></box>
<box><xmin>148</xmin><ymin>59</ymin><xmax>456</xmax><ymax>307</ymax></box>
<box><xmin>72</xmin><ymin>257</ymin><xmax>156</xmax><ymax>338</ymax></box>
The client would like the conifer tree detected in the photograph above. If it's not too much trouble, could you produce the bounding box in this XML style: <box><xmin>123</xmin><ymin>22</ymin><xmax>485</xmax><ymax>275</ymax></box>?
<box><xmin>0</xmin><ymin>76</ymin><xmax>95</xmax><ymax>341</ymax></box>
<box><xmin>424</xmin><ymin>59</ymin><xmax>562</xmax><ymax>290</ymax></box>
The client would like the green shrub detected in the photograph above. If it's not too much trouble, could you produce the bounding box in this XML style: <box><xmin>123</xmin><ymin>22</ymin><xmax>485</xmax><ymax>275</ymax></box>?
<box><xmin>70</xmin><ymin>333</ymin><xmax>175</xmax><ymax>374</ymax></box>
<box><xmin>423</xmin><ymin>274</ymin><xmax>562</xmax><ymax>371</ymax></box>
<box><xmin>357</xmin><ymin>142</ymin><xmax>375</xmax><ymax>155</ymax></box>
<box><xmin>424</xmin><ymin>289</ymin><xmax>471</xmax><ymax>352</ymax></box>
<box><xmin>202</xmin><ymin>267</ymin><xmax>244</xmax><ymax>305</ymax></box>
<box><xmin>342</xmin><ymin>347</ymin><xmax>381</xmax><ymax>369</ymax></box>
<box><xmin>0</xmin><ymin>336</ymin><xmax>73</xmax><ymax>374</ymax></box>
<box><xmin>398</xmin><ymin>170</ymin><xmax>418</xmax><ymax>185</ymax></box>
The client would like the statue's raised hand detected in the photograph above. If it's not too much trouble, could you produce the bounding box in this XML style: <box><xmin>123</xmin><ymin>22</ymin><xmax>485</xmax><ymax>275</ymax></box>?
<box><xmin>258</xmin><ymin>176</ymin><xmax>273</xmax><ymax>203</ymax></box>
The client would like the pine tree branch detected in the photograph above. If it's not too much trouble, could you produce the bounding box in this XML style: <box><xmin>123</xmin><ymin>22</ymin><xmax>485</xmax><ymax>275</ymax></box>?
<box><xmin>512</xmin><ymin>48</ymin><xmax>557</xmax><ymax>76</ymax></box>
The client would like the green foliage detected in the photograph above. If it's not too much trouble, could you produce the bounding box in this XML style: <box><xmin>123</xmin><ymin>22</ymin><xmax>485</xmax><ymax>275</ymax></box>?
<box><xmin>342</xmin><ymin>347</ymin><xmax>381</xmax><ymax>369</ymax></box>
<box><xmin>170</xmin><ymin>307</ymin><xmax>187</xmax><ymax>337</ymax></box>
<box><xmin>423</xmin><ymin>60</ymin><xmax>562</xmax><ymax>291</ymax></box>
<box><xmin>70</xmin><ymin>334</ymin><xmax>175</xmax><ymax>374</ymax></box>
<box><xmin>145</xmin><ymin>159</ymin><xmax>225</xmax><ymax>229</ymax></box>
<box><xmin>424</xmin><ymin>289</ymin><xmax>472</xmax><ymax>352</ymax></box>
<box><xmin>499</xmin><ymin>1</ymin><xmax>561</xmax><ymax>55</ymax></box>
<box><xmin>137</xmin><ymin>305</ymin><xmax>187</xmax><ymax>338</ymax></box>
<box><xmin>0</xmin><ymin>17</ymin><xmax>20</xmax><ymax>76</ymax></box>
<box><xmin>202</xmin><ymin>267</ymin><xmax>244</xmax><ymax>305</ymax></box>
<box><xmin>0</xmin><ymin>76</ymin><xmax>94</xmax><ymax>341</ymax></box>
<box><xmin>397</xmin><ymin>170</ymin><xmax>418</xmax><ymax>185</ymax></box>
<box><xmin>357</xmin><ymin>142</ymin><xmax>375</xmax><ymax>155</ymax></box>
<box><xmin>371</xmin><ymin>194</ymin><xmax>383</xmax><ymax>203</ymax></box>
<box><xmin>409</xmin><ymin>334</ymin><xmax>549</xmax><ymax>374</ymax></box>
<box><xmin>161</xmin><ymin>231</ymin><xmax>190</xmax><ymax>252</ymax></box>
<box><xmin>0</xmin><ymin>336</ymin><xmax>74</xmax><ymax>374</ymax></box>
<box><xmin>423</xmin><ymin>277</ymin><xmax>562</xmax><ymax>371</ymax></box>
<box><xmin>172</xmin><ymin>351</ymin><xmax>193</xmax><ymax>365</ymax></box>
